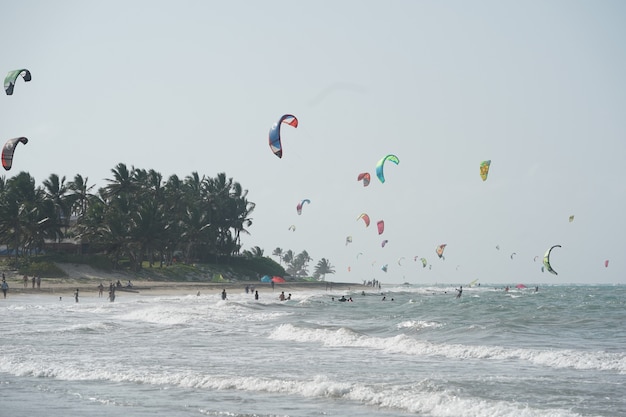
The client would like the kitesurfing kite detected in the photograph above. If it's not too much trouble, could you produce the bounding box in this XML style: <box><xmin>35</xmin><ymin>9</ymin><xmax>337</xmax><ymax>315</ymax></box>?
<box><xmin>381</xmin><ymin>264</ymin><xmax>388</xmax><ymax>272</ymax></box>
<box><xmin>296</xmin><ymin>199</ymin><xmax>310</xmax><ymax>215</ymax></box>
<box><xmin>4</xmin><ymin>69</ymin><xmax>31</xmax><ymax>95</ymax></box>
<box><xmin>398</xmin><ymin>257</ymin><xmax>405</xmax><ymax>266</ymax></box>
<box><xmin>377</xmin><ymin>220</ymin><xmax>385</xmax><ymax>235</ymax></box>
<box><xmin>2</xmin><ymin>137</ymin><xmax>28</xmax><ymax>170</ymax></box>
<box><xmin>420</xmin><ymin>258</ymin><xmax>427</xmax><ymax>268</ymax></box>
<box><xmin>479</xmin><ymin>160</ymin><xmax>491</xmax><ymax>181</ymax></box>
<box><xmin>345</xmin><ymin>236</ymin><xmax>352</xmax><ymax>245</ymax></box>
<box><xmin>268</xmin><ymin>114</ymin><xmax>298</xmax><ymax>158</ymax></box>
<box><xmin>569</xmin><ymin>215</ymin><xmax>575</xmax><ymax>223</ymax></box>
<box><xmin>510</xmin><ymin>252</ymin><xmax>517</xmax><ymax>260</ymax></box>
<box><xmin>381</xmin><ymin>239</ymin><xmax>388</xmax><ymax>248</ymax></box>
<box><xmin>436</xmin><ymin>244</ymin><xmax>447</xmax><ymax>259</ymax></box>
<box><xmin>288</xmin><ymin>225</ymin><xmax>296</xmax><ymax>231</ymax></box>
<box><xmin>357</xmin><ymin>172</ymin><xmax>371</xmax><ymax>187</ymax></box>
<box><xmin>604</xmin><ymin>260</ymin><xmax>609</xmax><ymax>268</ymax></box>
<box><xmin>543</xmin><ymin>244</ymin><xmax>561</xmax><ymax>275</ymax></box>
<box><xmin>357</xmin><ymin>213</ymin><xmax>370</xmax><ymax>227</ymax></box>
<box><xmin>375</xmin><ymin>154</ymin><xmax>399</xmax><ymax>183</ymax></box>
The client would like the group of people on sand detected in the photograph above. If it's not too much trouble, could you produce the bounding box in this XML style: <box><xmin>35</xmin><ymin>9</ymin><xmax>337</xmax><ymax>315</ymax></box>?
<box><xmin>22</xmin><ymin>275</ymin><xmax>41</xmax><ymax>289</ymax></box>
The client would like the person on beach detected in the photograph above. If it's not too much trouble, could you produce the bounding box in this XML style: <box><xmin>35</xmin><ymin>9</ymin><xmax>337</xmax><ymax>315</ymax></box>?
<box><xmin>23</xmin><ymin>275</ymin><xmax>28</xmax><ymax>288</ymax></box>
<box><xmin>74</xmin><ymin>289</ymin><xmax>79</xmax><ymax>303</ymax></box>
<box><xmin>36</xmin><ymin>276</ymin><xmax>41</xmax><ymax>289</ymax></box>
<box><xmin>98</xmin><ymin>283</ymin><xmax>104</xmax><ymax>297</ymax></box>
<box><xmin>32</xmin><ymin>276</ymin><xmax>36</xmax><ymax>288</ymax></box>
<box><xmin>221</xmin><ymin>289</ymin><xmax>227</xmax><ymax>300</ymax></box>
<box><xmin>254</xmin><ymin>290</ymin><xmax>259</xmax><ymax>300</ymax></box>
<box><xmin>1</xmin><ymin>278</ymin><xmax>8</xmax><ymax>298</ymax></box>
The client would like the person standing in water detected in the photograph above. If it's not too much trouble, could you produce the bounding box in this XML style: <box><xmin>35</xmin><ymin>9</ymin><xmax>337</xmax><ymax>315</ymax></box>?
<box><xmin>1</xmin><ymin>278</ymin><xmax>8</xmax><ymax>298</ymax></box>
<box><xmin>221</xmin><ymin>289</ymin><xmax>227</xmax><ymax>300</ymax></box>
<box><xmin>456</xmin><ymin>286</ymin><xmax>463</xmax><ymax>298</ymax></box>
<box><xmin>254</xmin><ymin>290</ymin><xmax>259</xmax><ymax>300</ymax></box>
<box><xmin>74</xmin><ymin>288</ymin><xmax>79</xmax><ymax>303</ymax></box>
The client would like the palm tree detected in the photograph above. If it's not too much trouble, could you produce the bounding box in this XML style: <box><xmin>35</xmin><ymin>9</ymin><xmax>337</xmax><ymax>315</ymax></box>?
<box><xmin>42</xmin><ymin>174</ymin><xmax>70</xmax><ymax>228</ymax></box>
<box><xmin>314</xmin><ymin>258</ymin><xmax>335</xmax><ymax>281</ymax></box>
<box><xmin>272</xmin><ymin>247</ymin><xmax>283</xmax><ymax>265</ymax></box>
<box><xmin>67</xmin><ymin>174</ymin><xmax>95</xmax><ymax>221</ymax></box>
<box><xmin>282</xmin><ymin>250</ymin><xmax>295</xmax><ymax>274</ymax></box>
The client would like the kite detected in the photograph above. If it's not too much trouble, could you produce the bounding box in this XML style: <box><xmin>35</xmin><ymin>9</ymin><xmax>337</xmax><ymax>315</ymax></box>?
<box><xmin>510</xmin><ymin>252</ymin><xmax>517</xmax><ymax>260</ymax></box>
<box><xmin>357</xmin><ymin>213</ymin><xmax>370</xmax><ymax>227</ymax></box>
<box><xmin>397</xmin><ymin>257</ymin><xmax>405</xmax><ymax>266</ymax></box>
<box><xmin>605</xmin><ymin>260</ymin><xmax>609</xmax><ymax>268</ymax></box>
<box><xmin>268</xmin><ymin>114</ymin><xmax>298</xmax><ymax>158</ymax></box>
<box><xmin>4</xmin><ymin>69</ymin><xmax>31</xmax><ymax>95</ymax></box>
<box><xmin>381</xmin><ymin>239</ymin><xmax>388</xmax><ymax>248</ymax></box>
<box><xmin>357</xmin><ymin>172</ymin><xmax>371</xmax><ymax>187</ymax></box>
<box><xmin>479</xmin><ymin>160</ymin><xmax>491</xmax><ymax>181</ymax></box>
<box><xmin>2</xmin><ymin>137</ymin><xmax>28</xmax><ymax>171</ymax></box>
<box><xmin>436</xmin><ymin>244</ymin><xmax>447</xmax><ymax>259</ymax></box>
<box><xmin>296</xmin><ymin>199</ymin><xmax>310</xmax><ymax>215</ymax></box>
<box><xmin>288</xmin><ymin>225</ymin><xmax>296</xmax><ymax>231</ymax></box>
<box><xmin>533</xmin><ymin>255</ymin><xmax>539</xmax><ymax>262</ymax></box>
<box><xmin>345</xmin><ymin>236</ymin><xmax>352</xmax><ymax>245</ymax></box>
<box><xmin>569</xmin><ymin>215</ymin><xmax>575</xmax><ymax>223</ymax></box>
<box><xmin>420</xmin><ymin>258</ymin><xmax>427</xmax><ymax>268</ymax></box>
<box><xmin>377</xmin><ymin>220</ymin><xmax>384</xmax><ymax>235</ymax></box>
<box><xmin>375</xmin><ymin>154</ymin><xmax>399</xmax><ymax>183</ymax></box>
<box><xmin>543</xmin><ymin>244</ymin><xmax>561</xmax><ymax>275</ymax></box>
<box><xmin>381</xmin><ymin>264</ymin><xmax>388</xmax><ymax>272</ymax></box>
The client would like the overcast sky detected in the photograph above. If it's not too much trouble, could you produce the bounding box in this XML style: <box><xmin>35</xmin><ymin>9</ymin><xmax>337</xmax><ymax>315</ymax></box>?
<box><xmin>2</xmin><ymin>1</ymin><xmax>624</xmax><ymax>284</ymax></box>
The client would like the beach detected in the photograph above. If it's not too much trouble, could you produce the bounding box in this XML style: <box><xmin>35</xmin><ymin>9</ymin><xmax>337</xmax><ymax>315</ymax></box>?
<box><xmin>1</xmin><ymin>263</ymin><xmax>359</xmax><ymax>298</ymax></box>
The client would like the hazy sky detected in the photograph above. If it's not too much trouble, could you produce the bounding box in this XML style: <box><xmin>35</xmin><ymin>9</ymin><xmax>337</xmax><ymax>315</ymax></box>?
<box><xmin>2</xmin><ymin>1</ymin><xmax>625</xmax><ymax>284</ymax></box>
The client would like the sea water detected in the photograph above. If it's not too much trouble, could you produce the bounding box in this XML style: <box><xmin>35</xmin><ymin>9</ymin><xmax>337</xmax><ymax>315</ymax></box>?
<box><xmin>1</xmin><ymin>284</ymin><xmax>624</xmax><ymax>417</ymax></box>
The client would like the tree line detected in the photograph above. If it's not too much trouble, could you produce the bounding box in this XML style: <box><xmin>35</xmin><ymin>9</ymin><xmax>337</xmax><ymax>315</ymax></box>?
<box><xmin>0</xmin><ymin>163</ymin><xmax>255</xmax><ymax>271</ymax></box>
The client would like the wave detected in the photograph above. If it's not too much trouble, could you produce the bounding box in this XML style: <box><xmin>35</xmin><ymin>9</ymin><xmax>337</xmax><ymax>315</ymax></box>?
<box><xmin>0</xmin><ymin>358</ymin><xmax>581</xmax><ymax>417</ymax></box>
<box><xmin>269</xmin><ymin>323</ymin><xmax>626</xmax><ymax>374</ymax></box>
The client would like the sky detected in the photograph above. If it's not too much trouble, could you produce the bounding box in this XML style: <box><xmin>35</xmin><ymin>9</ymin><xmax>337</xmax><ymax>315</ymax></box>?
<box><xmin>2</xmin><ymin>0</ymin><xmax>625</xmax><ymax>284</ymax></box>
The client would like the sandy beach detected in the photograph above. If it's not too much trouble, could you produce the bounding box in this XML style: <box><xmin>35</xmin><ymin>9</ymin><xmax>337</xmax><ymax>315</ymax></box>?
<box><xmin>1</xmin><ymin>263</ymin><xmax>360</xmax><ymax>298</ymax></box>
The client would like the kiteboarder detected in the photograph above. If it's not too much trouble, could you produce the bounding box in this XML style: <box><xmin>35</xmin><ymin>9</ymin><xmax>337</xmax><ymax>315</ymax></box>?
<box><xmin>456</xmin><ymin>286</ymin><xmax>462</xmax><ymax>298</ymax></box>
<box><xmin>254</xmin><ymin>290</ymin><xmax>259</xmax><ymax>300</ymax></box>
<box><xmin>221</xmin><ymin>289</ymin><xmax>227</xmax><ymax>300</ymax></box>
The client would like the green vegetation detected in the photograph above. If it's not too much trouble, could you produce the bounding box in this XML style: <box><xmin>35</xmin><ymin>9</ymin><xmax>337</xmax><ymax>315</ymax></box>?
<box><xmin>0</xmin><ymin>165</ymin><xmax>334</xmax><ymax>281</ymax></box>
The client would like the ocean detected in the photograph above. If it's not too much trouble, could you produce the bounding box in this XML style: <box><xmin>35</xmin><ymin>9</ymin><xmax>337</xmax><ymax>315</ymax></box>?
<box><xmin>1</xmin><ymin>284</ymin><xmax>624</xmax><ymax>417</ymax></box>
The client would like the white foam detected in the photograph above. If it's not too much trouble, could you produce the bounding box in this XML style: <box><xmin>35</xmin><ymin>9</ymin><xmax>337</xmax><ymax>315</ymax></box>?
<box><xmin>269</xmin><ymin>324</ymin><xmax>626</xmax><ymax>374</ymax></box>
<box><xmin>0</xmin><ymin>359</ymin><xmax>581</xmax><ymax>417</ymax></box>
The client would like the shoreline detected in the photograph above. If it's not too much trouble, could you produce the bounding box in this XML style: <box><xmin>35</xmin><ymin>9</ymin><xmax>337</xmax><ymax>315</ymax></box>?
<box><xmin>1</xmin><ymin>278</ymin><xmax>361</xmax><ymax>298</ymax></box>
